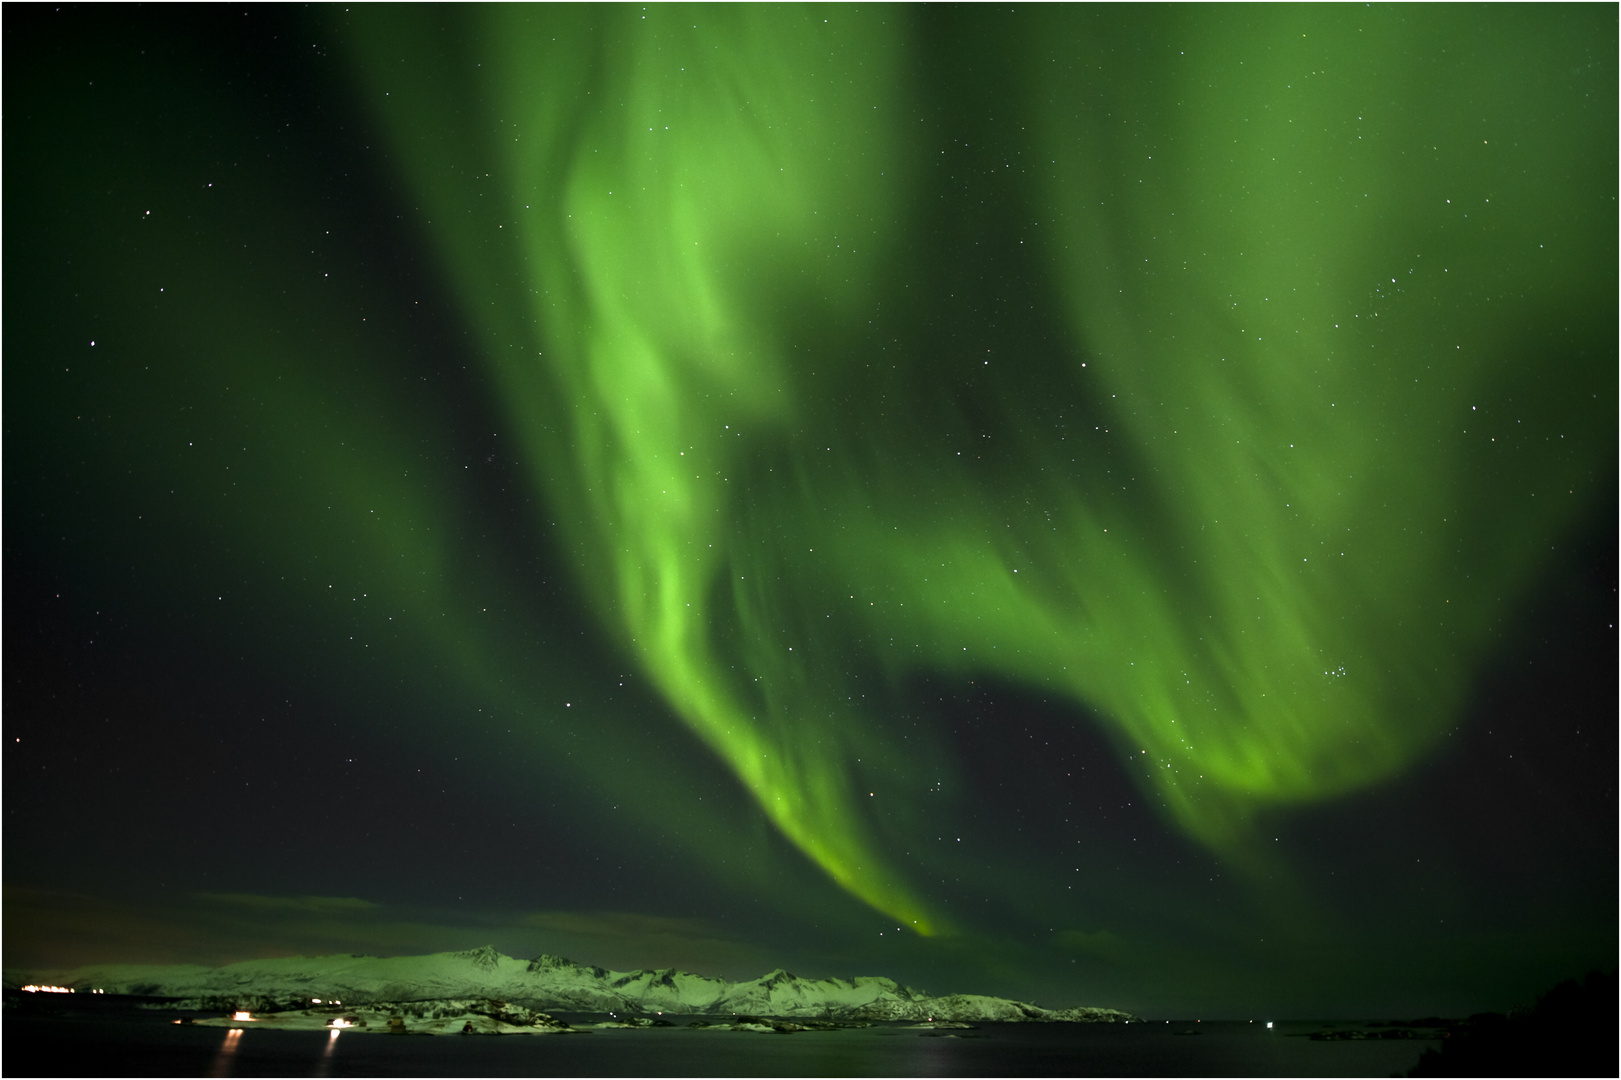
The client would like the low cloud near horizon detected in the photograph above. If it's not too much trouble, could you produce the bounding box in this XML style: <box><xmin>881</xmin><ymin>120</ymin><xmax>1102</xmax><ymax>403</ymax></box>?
<box><xmin>3</xmin><ymin>887</ymin><xmax>773</xmax><ymax>983</ymax></box>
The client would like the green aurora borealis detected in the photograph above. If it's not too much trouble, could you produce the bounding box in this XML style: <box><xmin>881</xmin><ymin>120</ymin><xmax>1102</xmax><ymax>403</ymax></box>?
<box><xmin>6</xmin><ymin>5</ymin><xmax>1615</xmax><ymax>1017</ymax></box>
<box><xmin>343</xmin><ymin>3</ymin><xmax>1612</xmax><ymax>928</ymax></box>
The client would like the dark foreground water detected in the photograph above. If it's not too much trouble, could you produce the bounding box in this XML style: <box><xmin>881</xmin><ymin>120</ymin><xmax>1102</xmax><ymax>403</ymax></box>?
<box><xmin>5</xmin><ymin>1005</ymin><xmax>1439</xmax><ymax>1077</ymax></box>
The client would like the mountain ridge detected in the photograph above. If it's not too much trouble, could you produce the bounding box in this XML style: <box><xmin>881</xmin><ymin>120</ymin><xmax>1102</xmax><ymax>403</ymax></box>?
<box><xmin>38</xmin><ymin>945</ymin><xmax>1137</xmax><ymax>1023</ymax></box>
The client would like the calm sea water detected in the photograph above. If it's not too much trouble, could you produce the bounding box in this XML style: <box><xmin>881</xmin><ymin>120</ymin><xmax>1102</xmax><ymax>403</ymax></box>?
<box><xmin>5</xmin><ymin>1005</ymin><xmax>1439</xmax><ymax>1077</ymax></box>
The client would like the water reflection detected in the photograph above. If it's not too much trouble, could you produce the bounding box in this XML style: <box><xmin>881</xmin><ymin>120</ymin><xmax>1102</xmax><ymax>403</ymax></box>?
<box><xmin>209</xmin><ymin>1028</ymin><xmax>242</xmax><ymax>1078</ymax></box>
<box><xmin>312</xmin><ymin>1028</ymin><xmax>340</xmax><ymax>1078</ymax></box>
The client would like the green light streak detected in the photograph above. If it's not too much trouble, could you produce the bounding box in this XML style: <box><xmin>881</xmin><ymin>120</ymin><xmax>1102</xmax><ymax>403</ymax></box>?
<box><xmin>341</xmin><ymin>6</ymin><xmax>1613</xmax><ymax>930</ymax></box>
<box><xmin>348</xmin><ymin>5</ymin><xmax>943</xmax><ymax>931</ymax></box>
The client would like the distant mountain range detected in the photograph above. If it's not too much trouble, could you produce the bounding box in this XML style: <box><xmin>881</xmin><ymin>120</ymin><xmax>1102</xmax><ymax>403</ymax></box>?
<box><xmin>44</xmin><ymin>945</ymin><xmax>1137</xmax><ymax>1024</ymax></box>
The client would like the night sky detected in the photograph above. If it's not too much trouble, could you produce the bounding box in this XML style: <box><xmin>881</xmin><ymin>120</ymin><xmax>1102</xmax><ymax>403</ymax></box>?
<box><xmin>5</xmin><ymin>4</ymin><xmax>1615</xmax><ymax>1020</ymax></box>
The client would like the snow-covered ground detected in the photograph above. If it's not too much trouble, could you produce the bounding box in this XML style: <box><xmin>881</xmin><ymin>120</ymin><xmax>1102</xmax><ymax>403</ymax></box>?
<box><xmin>46</xmin><ymin>945</ymin><xmax>1136</xmax><ymax>1023</ymax></box>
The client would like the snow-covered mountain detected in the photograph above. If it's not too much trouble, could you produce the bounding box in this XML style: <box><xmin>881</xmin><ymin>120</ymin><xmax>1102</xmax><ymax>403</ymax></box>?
<box><xmin>46</xmin><ymin>945</ymin><xmax>1135</xmax><ymax>1023</ymax></box>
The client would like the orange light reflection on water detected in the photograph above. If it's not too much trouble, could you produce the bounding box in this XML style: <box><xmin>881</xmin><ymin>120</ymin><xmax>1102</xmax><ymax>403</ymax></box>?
<box><xmin>209</xmin><ymin>1028</ymin><xmax>243</xmax><ymax>1078</ymax></box>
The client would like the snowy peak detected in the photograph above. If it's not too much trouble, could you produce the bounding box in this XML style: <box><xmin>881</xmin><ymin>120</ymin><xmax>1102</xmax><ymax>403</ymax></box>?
<box><xmin>454</xmin><ymin>945</ymin><xmax>503</xmax><ymax>970</ymax></box>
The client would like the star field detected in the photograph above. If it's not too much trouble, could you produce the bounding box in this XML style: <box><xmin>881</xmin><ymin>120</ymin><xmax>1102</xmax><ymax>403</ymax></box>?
<box><xmin>4</xmin><ymin>4</ymin><xmax>1614</xmax><ymax>1019</ymax></box>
